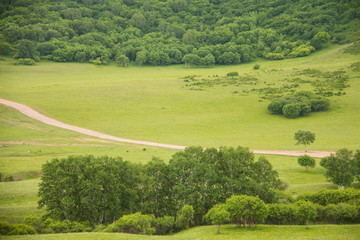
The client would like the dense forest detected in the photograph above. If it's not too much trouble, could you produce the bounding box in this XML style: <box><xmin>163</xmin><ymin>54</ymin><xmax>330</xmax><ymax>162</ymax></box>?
<box><xmin>0</xmin><ymin>0</ymin><xmax>359</xmax><ymax>65</ymax></box>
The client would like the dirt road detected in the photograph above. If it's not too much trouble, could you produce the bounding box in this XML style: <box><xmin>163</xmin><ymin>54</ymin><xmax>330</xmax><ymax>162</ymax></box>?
<box><xmin>0</xmin><ymin>98</ymin><xmax>334</xmax><ymax>157</ymax></box>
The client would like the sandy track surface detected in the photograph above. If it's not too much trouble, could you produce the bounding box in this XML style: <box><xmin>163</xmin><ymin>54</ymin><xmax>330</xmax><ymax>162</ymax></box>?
<box><xmin>0</xmin><ymin>98</ymin><xmax>334</xmax><ymax>157</ymax></box>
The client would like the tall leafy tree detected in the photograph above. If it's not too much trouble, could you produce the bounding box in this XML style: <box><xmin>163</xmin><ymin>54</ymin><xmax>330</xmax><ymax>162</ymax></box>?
<box><xmin>38</xmin><ymin>155</ymin><xmax>139</xmax><ymax>226</ymax></box>
<box><xmin>294</xmin><ymin>130</ymin><xmax>315</xmax><ymax>152</ymax></box>
<box><xmin>320</xmin><ymin>148</ymin><xmax>357</xmax><ymax>188</ymax></box>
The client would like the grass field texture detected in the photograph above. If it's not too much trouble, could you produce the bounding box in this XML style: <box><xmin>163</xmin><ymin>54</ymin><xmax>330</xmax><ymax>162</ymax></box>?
<box><xmin>0</xmin><ymin>102</ymin><xmax>334</xmax><ymax>224</ymax></box>
<box><xmin>1</xmin><ymin>44</ymin><xmax>359</xmax><ymax>150</ymax></box>
<box><xmin>1</xmin><ymin>225</ymin><xmax>360</xmax><ymax>240</ymax></box>
<box><xmin>0</xmin><ymin>44</ymin><xmax>358</xmax><ymax>237</ymax></box>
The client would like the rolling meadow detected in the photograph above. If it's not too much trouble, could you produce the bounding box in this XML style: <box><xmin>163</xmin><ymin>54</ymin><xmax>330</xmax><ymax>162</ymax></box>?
<box><xmin>1</xmin><ymin>43</ymin><xmax>360</xmax><ymax>239</ymax></box>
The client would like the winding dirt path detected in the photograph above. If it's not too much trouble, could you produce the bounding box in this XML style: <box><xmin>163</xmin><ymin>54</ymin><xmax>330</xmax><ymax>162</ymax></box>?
<box><xmin>0</xmin><ymin>98</ymin><xmax>334</xmax><ymax>157</ymax></box>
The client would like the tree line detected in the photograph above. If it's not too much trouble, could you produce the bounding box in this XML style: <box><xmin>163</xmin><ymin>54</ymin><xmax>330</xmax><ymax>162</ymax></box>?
<box><xmin>0</xmin><ymin>0</ymin><xmax>359</xmax><ymax>65</ymax></box>
<box><xmin>2</xmin><ymin>188</ymin><xmax>359</xmax><ymax>236</ymax></box>
<box><xmin>38</xmin><ymin>146</ymin><xmax>285</xmax><ymax>226</ymax></box>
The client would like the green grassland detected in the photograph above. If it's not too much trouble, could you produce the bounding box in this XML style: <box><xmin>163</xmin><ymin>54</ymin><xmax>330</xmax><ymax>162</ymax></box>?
<box><xmin>0</xmin><ymin>102</ymin><xmax>333</xmax><ymax>224</ymax></box>
<box><xmin>1</xmin><ymin>44</ymin><xmax>360</xmax><ymax>150</ymax></box>
<box><xmin>0</xmin><ymin>44</ymin><xmax>358</xmax><ymax>237</ymax></box>
<box><xmin>1</xmin><ymin>225</ymin><xmax>360</xmax><ymax>240</ymax></box>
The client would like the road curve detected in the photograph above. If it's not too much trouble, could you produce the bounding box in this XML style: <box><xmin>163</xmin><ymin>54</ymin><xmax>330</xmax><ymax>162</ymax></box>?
<box><xmin>0</xmin><ymin>98</ymin><xmax>334</xmax><ymax>157</ymax></box>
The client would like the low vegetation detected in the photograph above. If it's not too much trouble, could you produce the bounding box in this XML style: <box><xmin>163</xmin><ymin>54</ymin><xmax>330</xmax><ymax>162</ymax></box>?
<box><xmin>268</xmin><ymin>91</ymin><xmax>330</xmax><ymax>118</ymax></box>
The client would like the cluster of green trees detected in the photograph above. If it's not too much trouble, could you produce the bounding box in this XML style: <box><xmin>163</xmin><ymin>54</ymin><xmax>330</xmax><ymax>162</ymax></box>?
<box><xmin>1</xmin><ymin>0</ymin><xmax>358</xmax><ymax>65</ymax></box>
<box><xmin>268</xmin><ymin>91</ymin><xmax>330</xmax><ymax>118</ymax></box>
<box><xmin>206</xmin><ymin>189</ymin><xmax>360</xmax><ymax>233</ymax></box>
<box><xmin>8</xmin><ymin>188</ymin><xmax>359</xmax><ymax>236</ymax></box>
<box><xmin>321</xmin><ymin>148</ymin><xmax>360</xmax><ymax>188</ymax></box>
<box><xmin>38</xmin><ymin>147</ymin><xmax>285</xmax><ymax>227</ymax></box>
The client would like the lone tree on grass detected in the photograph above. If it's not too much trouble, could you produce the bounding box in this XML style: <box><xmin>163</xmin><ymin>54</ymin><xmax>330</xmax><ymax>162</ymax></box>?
<box><xmin>298</xmin><ymin>155</ymin><xmax>316</xmax><ymax>172</ymax></box>
<box><xmin>294</xmin><ymin>130</ymin><xmax>315</xmax><ymax>152</ymax></box>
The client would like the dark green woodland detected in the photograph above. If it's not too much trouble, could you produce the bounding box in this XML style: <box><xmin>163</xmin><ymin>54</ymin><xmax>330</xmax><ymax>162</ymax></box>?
<box><xmin>0</xmin><ymin>0</ymin><xmax>359</xmax><ymax>65</ymax></box>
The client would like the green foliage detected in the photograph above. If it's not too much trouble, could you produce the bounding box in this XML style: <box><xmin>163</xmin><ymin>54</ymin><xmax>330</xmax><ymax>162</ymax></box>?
<box><xmin>253</xmin><ymin>64</ymin><xmax>260</xmax><ymax>70</ymax></box>
<box><xmin>294</xmin><ymin>130</ymin><xmax>315</xmax><ymax>152</ymax></box>
<box><xmin>320</xmin><ymin>148</ymin><xmax>358</xmax><ymax>188</ymax></box>
<box><xmin>23</xmin><ymin>215</ymin><xmax>42</xmax><ymax>233</ymax></box>
<box><xmin>282</xmin><ymin>103</ymin><xmax>301</xmax><ymax>118</ymax></box>
<box><xmin>37</xmin><ymin>148</ymin><xmax>284</xmax><ymax>227</ymax></box>
<box><xmin>38</xmin><ymin>155</ymin><xmax>139</xmax><ymax>225</ymax></box>
<box><xmin>297</xmin><ymin>155</ymin><xmax>316</xmax><ymax>172</ymax></box>
<box><xmin>2</xmin><ymin>174</ymin><xmax>14</xmax><ymax>182</ymax></box>
<box><xmin>226</xmin><ymin>71</ymin><xmax>239</xmax><ymax>77</ymax></box>
<box><xmin>205</xmin><ymin>204</ymin><xmax>230</xmax><ymax>233</ymax></box>
<box><xmin>225</xmin><ymin>195</ymin><xmax>268</xmax><ymax>229</ymax></box>
<box><xmin>296</xmin><ymin>188</ymin><xmax>360</xmax><ymax>206</ymax></box>
<box><xmin>0</xmin><ymin>222</ymin><xmax>36</xmax><ymax>235</ymax></box>
<box><xmin>152</xmin><ymin>216</ymin><xmax>175</xmax><ymax>235</ymax></box>
<box><xmin>324</xmin><ymin>203</ymin><xmax>358</xmax><ymax>224</ymax></box>
<box><xmin>268</xmin><ymin>91</ymin><xmax>330</xmax><ymax>118</ymax></box>
<box><xmin>295</xmin><ymin>201</ymin><xmax>317</xmax><ymax>228</ymax></box>
<box><xmin>105</xmin><ymin>213</ymin><xmax>156</xmax><ymax>235</ymax></box>
<box><xmin>0</xmin><ymin>42</ymin><xmax>13</xmax><ymax>55</ymax></box>
<box><xmin>311</xmin><ymin>32</ymin><xmax>331</xmax><ymax>50</ymax></box>
<box><xmin>15</xmin><ymin>58</ymin><xmax>35</xmax><ymax>65</ymax></box>
<box><xmin>40</xmin><ymin>218</ymin><xmax>91</xmax><ymax>234</ymax></box>
<box><xmin>116</xmin><ymin>55</ymin><xmax>130</xmax><ymax>67</ymax></box>
<box><xmin>267</xmin><ymin>204</ymin><xmax>297</xmax><ymax>225</ymax></box>
<box><xmin>176</xmin><ymin>205</ymin><xmax>194</xmax><ymax>229</ymax></box>
<box><xmin>1</xmin><ymin>0</ymin><xmax>357</xmax><ymax>65</ymax></box>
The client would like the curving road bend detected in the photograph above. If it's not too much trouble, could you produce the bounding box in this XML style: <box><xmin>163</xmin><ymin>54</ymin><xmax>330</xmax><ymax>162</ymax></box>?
<box><xmin>0</xmin><ymin>98</ymin><xmax>334</xmax><ymax>157</ymax></box>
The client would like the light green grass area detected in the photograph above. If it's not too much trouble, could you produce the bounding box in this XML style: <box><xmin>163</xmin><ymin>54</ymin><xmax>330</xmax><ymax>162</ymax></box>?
<box><xmin>1</xmin><ymin>225</ymin><xmax>360</xmax><ymax>240</ymax></box>
<box><xmin>0</xmin><ymin>45</ymin><xmax>358</xmax><ymax>230</ymax></box>
<box><xmin>1</xmin><ymin>44</ymin><xmax>359</xmax><ymax>150</ymax></box>
<box><xmin>0</xmin><ymin>102</ymin><xmax>332</xmax><ymax>224</ymax></box>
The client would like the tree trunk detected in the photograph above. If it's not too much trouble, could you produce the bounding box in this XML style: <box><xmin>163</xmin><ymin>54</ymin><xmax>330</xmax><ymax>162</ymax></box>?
<box><xmin>217</xmin><ymin>224</ymin><xmax>221</xmax><ymax>233</ymax></box>
<box><xmin>306</xmin><ymin>166</ymin><xmax>309</xmax><ymax>172</ymax></box>
<box><xmin>306</xmin><ymin>219</ymin><xmax>309</xmax><ymax>228</ymax></box>
<box><xmin>305</xmin><ymin>143</ymin><xmax>307</xmax><ymax>152</ymax></box>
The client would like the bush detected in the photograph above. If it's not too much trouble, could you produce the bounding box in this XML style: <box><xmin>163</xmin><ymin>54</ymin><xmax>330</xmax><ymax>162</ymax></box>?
<box><xmin>152</xmin><ymin>216</ymin><xmax>175</xmax><ymax>235</ymax></box>
<box><xmin>24</xmin><ymin>215</ymin><xmax>42</xmax><ymax>233</ymax></box>
<box><xmin>226</xmin><ymin>71</ymin><xmax>239</xmax><ymax>77</ymax></box>
<box><xmin>0</xmin><ymin>222</ymin><xmax>12</xmax><ymax>235</ymax></box>
<box><xmin>105</xmin><ymin>213</ymin><xmax>156</xmax><ymax>235</ymax></box>
<box><xmin>253</xmin><ymin>64</ymin><xmax>260</xmax><ymax>70</ymax></box>
<box><xmin>8</xmin><ymin>224</ymin><xmax>37</xmax><ymax>235</ymax></box>
<box><xmin>297</xmin><ymin>155</ymin><xmax>316</xmax><ymax>172</ymax></box>
<box><xmin>268</xmin><ymin>91</ymin><xmax>330</xmax><ymax>118</ymax></box>
<box><xmin>268</xmin><ymin>99</ymin><xmax>289</xmax><ymax>114</ymax></box>
<box><xmin>41</xmin><ymin>218</ymin><xmax>91</xmax><ymax>233</ymax></box>
<box><xmin>2</xmin><ymin>174</ymin><xmax>14</xmax><ymax>182</ymax></box>
<box><xmin>0</xmin><ymin>42</ymin><xmax>13</xmax><ymax>55</ymax></box>
<box><xmin>310</xmin><ymin>98</ymin><xmax>330</xmax><ymax>111</ymax></box>
<box><xmin>265</xmin><ymin>53</ymin><xmax>285</xmax><ymax>60</ymax></box>
<box><xmin>93</xmin><ymin>224</ymin><xmax>106</xmax><ymax>232</ymax></box>
<box><xmin>0</xmin><ymin>222</ymin><xmax>36</xmax><ymax>235</ymax></box>
<box><xmin>15</xmin><ymin>58</ymin><xmax>36</xmax><ymax>65</ymax></box>
<box><xmin>296</xmin><ymin>188</ymin><xmax>360</xmax><ymax>205</ymax></box>
<box><xmin>267</xmin><ymin>204</ymin><xmax>297</xmax><ymax>225</ymax></box>
<box><xmin>282</xmin><ymin>103</ymin><xmax>301</xmax><ymax>118</ymax></box>
<box><xmin>42</xmin><ymin>219</ymin><xmax>69</xmax><ymax>233</ymax></box>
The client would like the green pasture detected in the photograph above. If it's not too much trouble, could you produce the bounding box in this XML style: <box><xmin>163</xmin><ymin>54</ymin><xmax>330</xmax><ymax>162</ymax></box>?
<box><xmin>0</xmin><ymin>44</ymin><xmax>357</xmax><ymax>231</ymax></box>
<box><xmin>1</xmin><ymin>44</ymin><xmax>359</xmax><ymax>150</ymax></box>
<box><xmin>1</xmin><ymin>225</ymin><xmax>360</xmax><ymax>240</ymax></box>
<box><xmin>0</xmin><ymin>102</ymin><xmax>334</xmax><ymax>224</ymax></box>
